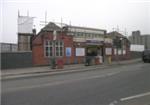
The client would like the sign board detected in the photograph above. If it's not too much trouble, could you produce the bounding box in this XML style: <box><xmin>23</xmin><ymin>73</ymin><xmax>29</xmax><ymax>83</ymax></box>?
<box><xmin>66</xmin><ymin>47</ymin><xmax>71</xmax><ymax>57</ymax></box>
<box><xmin>105</xmin><ymin>48</ymin><xmax>112</xmax><ymax>55</ymax></box>
<box><xmin>130</xmin><ymin>44</ymin><xmax>145</xmax><ymax>52</ymax></box>
<box><xmin>86</xmin><ymin>40</ymin><xmax>103</xmax><ymax>45</ymax></box>
<box><xmin>76</xmin><ymin>48</ymin><xmax>85</xmax><ymax>56</ymax></box>
<box><xmin>73</xmin><ymin>38</ymin><xmax>86</xmax><ymax>42</ymax></box>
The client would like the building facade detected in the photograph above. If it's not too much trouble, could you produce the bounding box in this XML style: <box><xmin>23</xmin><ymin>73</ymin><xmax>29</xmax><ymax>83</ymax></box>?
<box><xmin>32</xmin><ymin>22</ymin><xmax>130</xmax><ymax>66</ymax></box>
<box><xmin>107</xmin><ymin>31</ymin><xmax>130</xmax><ymax>61</ymax></box>
<box><xmin>32</xmin><ymin>22</ymin><xmax>74</xmax><ymax>65</ymax></box>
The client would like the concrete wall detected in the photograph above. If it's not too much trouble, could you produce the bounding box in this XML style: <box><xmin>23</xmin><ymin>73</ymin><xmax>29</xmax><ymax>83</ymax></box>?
<box><xmin>1</xmin><ymin>52</ymin><xmax>32</xmax><ymax>69</ymax></box>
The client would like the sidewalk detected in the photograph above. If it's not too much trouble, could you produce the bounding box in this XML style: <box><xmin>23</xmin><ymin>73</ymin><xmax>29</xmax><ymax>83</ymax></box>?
<box><xmin>1</xmin><ymin>58</ymin><xmax>142</xmax><ymax>80</ymax></box>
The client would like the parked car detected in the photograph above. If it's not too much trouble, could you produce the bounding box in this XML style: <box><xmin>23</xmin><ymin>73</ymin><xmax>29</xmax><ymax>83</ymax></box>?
<box><xmin>142</xmin><ymin>49</ymin><xmax>150</xmax><ymax>63</ymax></box>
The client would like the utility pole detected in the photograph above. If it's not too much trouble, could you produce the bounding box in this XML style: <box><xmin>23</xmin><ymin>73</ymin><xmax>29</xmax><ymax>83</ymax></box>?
<box><xmin>124</xmin><ymin>28</ymin><xmax>126</xmax><ymax>36</ymax></box>
<box><xmin>45</xmin><ymin>11</ymin><xmax>47</xmax><ymax>26</ymax></box>
<box><xmin>27</xmin><ymin>10</ymin><xmax>29</xmax><ymax>17</ymax></box>
<box><xmin>117</xmin><ymin>25</ymin><xmax>119</xmax><ymax>32</ymax></box>
<box><xmin>40</xmin><ymin>11</ymin><xmax>48</xmax><ymax>27</ymax></box>
<box><xmin>18</xmin><ymin>10</ymin><xmax>20</xmax><ymax>17</ymax></box>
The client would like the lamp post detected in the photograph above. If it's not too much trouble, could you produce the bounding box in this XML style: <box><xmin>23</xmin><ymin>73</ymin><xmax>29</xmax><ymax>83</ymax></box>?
<box><xmin>51</xmin><ymin>30</ymin><xmax>57</xmax><ymax>69</ymax></box>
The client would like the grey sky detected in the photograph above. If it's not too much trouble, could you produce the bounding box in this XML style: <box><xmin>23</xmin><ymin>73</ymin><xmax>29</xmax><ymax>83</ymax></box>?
<box><xmin>1</xmin><ymin>0</ymin><xmax>150</xmax><ymax>43</ymax></box>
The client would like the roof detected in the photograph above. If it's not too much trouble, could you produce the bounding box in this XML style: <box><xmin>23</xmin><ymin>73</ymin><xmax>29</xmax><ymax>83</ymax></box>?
<box><xmin>32</xmin><ymin>22</ymin><xmax>63</xmax><ymax>41</ymax></box>
<box><xmin>107</xmin><ymin>31</ymin><xmax>126</xmax><ymax>38</ymax></box>
<box><xmin>41</xmin><ymin>22</ymin><xmax>62</xmax><ymax>32</ymax></box>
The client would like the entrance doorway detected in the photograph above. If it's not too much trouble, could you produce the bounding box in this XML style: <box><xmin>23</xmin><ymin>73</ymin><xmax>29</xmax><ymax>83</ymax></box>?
<box><xmin>86</xmin><ymin>46</ymin><xmax>103</xmax><ymax>57</ymax></box>
<box><xmin>85</xmin><ymin>45</ymin><xmax>104</xmax><ymax>64</ymax></box>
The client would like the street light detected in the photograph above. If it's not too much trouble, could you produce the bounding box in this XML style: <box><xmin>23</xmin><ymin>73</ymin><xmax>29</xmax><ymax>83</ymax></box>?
<box><xmin>51</xmin><ymin>30</ymin><xmax>57</xmax><ymax>69</ymax></box>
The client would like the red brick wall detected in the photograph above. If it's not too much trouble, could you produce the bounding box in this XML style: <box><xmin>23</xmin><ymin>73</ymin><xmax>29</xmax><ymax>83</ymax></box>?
<box><xmin>32</xmin><ymin>33</ymin><xmax>46</xmax><ymax>65</ymax></box>
<box><xmin>111</xmin><ymin>44</ymin><xmax>130</xmax><ymax>61</ymax></box>
<box><xmin>32</xmin><ymin>32</ymin><xmax>76</xmax><ymax>66</ymax></box>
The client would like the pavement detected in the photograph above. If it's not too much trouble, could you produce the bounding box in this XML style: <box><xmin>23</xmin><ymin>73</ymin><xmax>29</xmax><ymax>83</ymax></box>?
<box><xmin>1</xmin><ymin>58</ymin><xmax>142</xmax><ymax>80</ymax></box>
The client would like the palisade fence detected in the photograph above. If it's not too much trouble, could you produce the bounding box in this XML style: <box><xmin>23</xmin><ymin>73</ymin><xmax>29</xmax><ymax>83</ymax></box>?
<box><xmin>1</xmin><ymin>52</ymin><xmax>32</xmax><ymax>69</ymax></box>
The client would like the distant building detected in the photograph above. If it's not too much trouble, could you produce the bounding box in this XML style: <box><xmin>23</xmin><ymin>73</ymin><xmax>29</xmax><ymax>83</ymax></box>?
<box><xmin>0</xmin><ymin>43</ymin><xmax>17</xmax><ymax>52</ymax></box>
<box><xmin>18</xmin><ymin>15</ymin><xmax>36</xmax><ymax>51</ymax></box>
<box><xmin>128</xmin><ymin>30</ymin><xmax>150</xmax><ymax>49</ymax></box>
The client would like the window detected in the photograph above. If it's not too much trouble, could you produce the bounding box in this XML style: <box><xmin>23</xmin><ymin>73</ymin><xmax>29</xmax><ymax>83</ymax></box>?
<box><xmin>55</xmin><ymin>41</ymin><xmax>64</xmax><ymax>56</ymax></box>
<box><xmin>45</xmin><ymin>41</ymin><xmax>53</xmax><ymax>57</ymax></box>
<box><xmin>44</xmin><ymin>41</ymin><xmax>64</xmax><ymax>57</ymax></box>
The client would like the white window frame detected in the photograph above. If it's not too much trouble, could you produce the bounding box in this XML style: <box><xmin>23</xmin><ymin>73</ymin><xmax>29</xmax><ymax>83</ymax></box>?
<box><xmin>55</xmin><ymin>41</ymin><xmax>64</xmax><ymax>57</ymax></box>
<box><xmin>44</xmin><ymin>40</ymin><xmax>64</xmax><ymax>57</ymax></box>
<box><xmin>44</xmin><ymin>41</ymin><xmax>53</xmax><ymax>57</ymax></box>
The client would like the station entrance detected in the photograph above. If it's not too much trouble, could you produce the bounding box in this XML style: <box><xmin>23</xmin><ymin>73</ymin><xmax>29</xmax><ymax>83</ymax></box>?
<box><xmin>85</xmin><ymin>45</ymin><xmax>104</xmax><ymax>65</ymax></box>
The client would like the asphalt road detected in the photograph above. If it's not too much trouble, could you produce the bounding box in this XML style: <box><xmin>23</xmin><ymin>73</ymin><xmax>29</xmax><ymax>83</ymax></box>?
<box><xmin>2</xmin><ymin>62</ymin><xmax>150</xmax><ymax>105</ymax></box>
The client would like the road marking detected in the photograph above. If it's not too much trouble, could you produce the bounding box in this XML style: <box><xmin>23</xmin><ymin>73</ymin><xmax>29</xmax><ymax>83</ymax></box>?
<box><xmin>120</xmin><ymin>92</ymin><xmax>150</xmax><ymax>101</ymax></box>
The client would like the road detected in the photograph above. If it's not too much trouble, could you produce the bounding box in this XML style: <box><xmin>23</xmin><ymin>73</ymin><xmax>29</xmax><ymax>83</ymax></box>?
<box><xmin>2</xmin><ymin>62</ymin><xmax>150</xmax><ymax>105</ymax></box>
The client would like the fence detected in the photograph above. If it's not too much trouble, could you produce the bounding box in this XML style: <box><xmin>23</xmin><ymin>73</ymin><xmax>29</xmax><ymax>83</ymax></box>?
<box><xmin>1</xmin><ymin>52</ymin><xmax>32</xmax><ymax>69</ymax></box>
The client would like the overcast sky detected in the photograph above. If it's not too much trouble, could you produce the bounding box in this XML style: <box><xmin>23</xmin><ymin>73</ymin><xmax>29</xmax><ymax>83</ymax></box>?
<box><xmin>1</xmin><ymin>0</ymin><xmax>150</xmax><ymax>43</ymax></box>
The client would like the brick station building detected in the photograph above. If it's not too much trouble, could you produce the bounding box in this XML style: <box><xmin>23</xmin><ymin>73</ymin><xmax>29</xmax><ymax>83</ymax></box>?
<box><xmin>32</xmin><ymin>22</ymin><xmax>130</xmax><ymax>66</ymax></box>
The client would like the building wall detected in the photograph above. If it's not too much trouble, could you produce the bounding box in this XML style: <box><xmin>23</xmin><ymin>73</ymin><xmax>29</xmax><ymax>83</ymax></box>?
<box><xmin>18</xmin><ymin>33</ymin><xmax>33</xmax><ymax>51</ymax></box>
<box><xmin>32</xmin><ymin>33</ymin><xmax>48</xmax><ymax>66</ymax></box>
<box><xmin>108</xmin><ymin>31</ymin><xmax>130</xmax><ymax>61</ymax></box>
<box><xmin>32</xmin><ymin>32</ymin><xmax>130</xmax><ymax>66</ymax></box>
<box><xmin>32</xmin><ymin>32</ymin><xmax>76</xmax><ymax>66</ymax></box>
<box><xmin>18</xmin><ymin>15</ymin><xmax>34</xmax><ymax>51</ymax></box>
<box><xmin>111</xmin><ymin>39</ymin><xmax>130</xmax><ymax>61</ymax></box>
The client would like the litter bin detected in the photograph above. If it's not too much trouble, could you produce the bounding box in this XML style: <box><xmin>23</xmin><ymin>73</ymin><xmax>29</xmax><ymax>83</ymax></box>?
<box><xmin>51</xmin><ymin>57</ymin><xmax>56</xmax><ymax>69</ymax></box>
<box><xmin>57</xmin><ymin>58</ymin><xmax>64</xmax><ymax>69</ymax></box>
